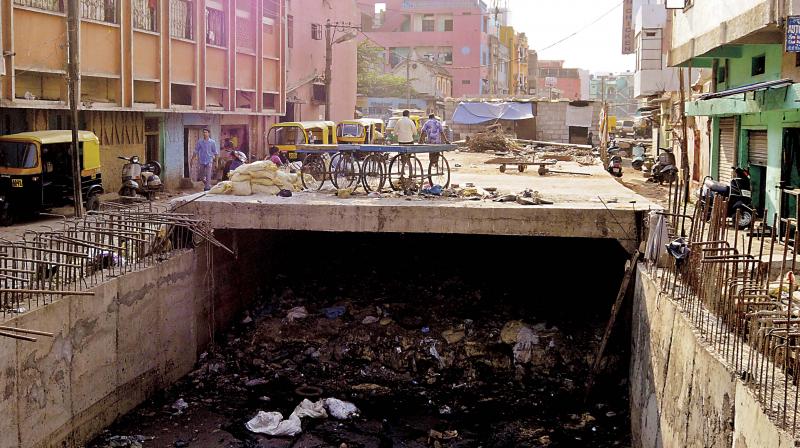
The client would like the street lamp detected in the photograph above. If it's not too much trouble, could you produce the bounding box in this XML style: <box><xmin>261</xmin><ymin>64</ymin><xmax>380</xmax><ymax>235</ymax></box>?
<box><xmin>325</xmin><ymin>21</ymin><xmax>359</xmax><ymax>121</ymax></box>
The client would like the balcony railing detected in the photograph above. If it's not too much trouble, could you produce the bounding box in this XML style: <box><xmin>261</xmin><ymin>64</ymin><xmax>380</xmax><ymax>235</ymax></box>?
<box><xmin>133</xmin><ymin>0</ymin><xmax>158</xmax><ymax>32</ymax></box>
<box><xmin>13</xmin><ymin>0</ymin><xmax>64</xmax><ymax>13</ymax></box>
<box><xmin>169</xmin><ymin>0</ymin><xmax>193</xmax><ymax>40</ymax></box>
<box><xmin>81</xmin><ymin>0</ymin><xmax>117</xmax><ymax>24</ymax></box>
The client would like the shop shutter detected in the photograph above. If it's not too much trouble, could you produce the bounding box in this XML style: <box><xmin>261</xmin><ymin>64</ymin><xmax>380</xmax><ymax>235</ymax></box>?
<box><xmin>748</xmin><ymin>130</ymin><xmax>768</xmax><ymax>167</ymax></box>
<box><xmin>718</xmin><ymin>117</ymin><xmax>736</xmax><ymax>183</ymax></box>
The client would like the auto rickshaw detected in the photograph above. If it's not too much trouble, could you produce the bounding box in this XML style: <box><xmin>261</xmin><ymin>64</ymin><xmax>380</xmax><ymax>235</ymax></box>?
<box><xmin>266</xmin><ymin>121</ymin><xmax>337</xmax><ymax>160</ymax></box>
<box><xmin>335</xmin><ymin>118</ymin><xmax>386</xmax><ymax>144</ymax></box>
<box><xmin>0</xmin><ymin>130</ymin><xmax>104</xmax><ymax>225</ymax></box>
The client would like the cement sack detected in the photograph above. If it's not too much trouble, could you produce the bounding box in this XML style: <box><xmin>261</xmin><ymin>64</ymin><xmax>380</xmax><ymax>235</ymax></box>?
<box><xmin>245</xmin><ymin>411</ymin><xmax>302</xmax><ymax>436</ymax></box>
<box><xmin>230</xmin><ymin>172</ymin><xmax>251</xmax><ymax>182</ymax></box>
<box><xmin>323</xmin><ymin>398</ymin><xmax>359</xmax><ymax>420</ymax></box>
<box><xmin>250</xmin><ymin>169</ymin><xmax>277</xmax><ymax>180</ymax></box>
<box><xmin>292</xmin><ymin>399</ymin><xmax>328</xmax><ymax>419</ymax></box>
<box><xmin>252</xmin><ymin>184</ymin><xmax>280</xmax><ymax>196</ymax></box>
<box><xmin>275</xmin><ymin>171</ymin><xmax>295</xmax><ymax>190</ymax></box>
<box><xmin>251</xmin><ymin>177</ymin><xmax>276</xmax><ymax>187</ymax></box>
<box><xmin>208</xmin><ymin>181</ymin><xmax>233</xmax><ymax>195</ymax></box>
<box><xmin>231</xmin><ymin>180</ymin><xmax>252</xmax><ymax>196</ymax></box>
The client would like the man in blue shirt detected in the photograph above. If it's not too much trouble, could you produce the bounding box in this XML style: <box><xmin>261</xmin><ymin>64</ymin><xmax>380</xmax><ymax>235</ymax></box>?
<box><xmin>419</xmin><ymin>114</ymin><xmax>449</xmax><ymax>144</ymax></box>
<box><xmin>194</xmin><ymin>128</ymin><xmax>219</xmax><ymax>191</ymax></box>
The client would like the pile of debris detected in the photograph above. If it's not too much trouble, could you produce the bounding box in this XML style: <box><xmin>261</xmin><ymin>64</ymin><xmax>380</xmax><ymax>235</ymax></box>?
<box><xmin>208</xmin><ymin>160</ymin><xmax>312</xmax><ymax>196</ymax></box>
<box><xmin>464</xmin><ymin>125</ymin><xmax>523</xmax><ymax>153</ymax></box>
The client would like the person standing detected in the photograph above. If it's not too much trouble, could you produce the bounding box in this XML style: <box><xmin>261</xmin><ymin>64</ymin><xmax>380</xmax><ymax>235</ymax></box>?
<box><xmin>395</xmin><ymin>110</ymin><xmax>416</xmax><ymax>145</ymax></box>
<box><xmin>419</xmin><ymin>114</ymin><xmax>449</xmax><ymax>144</ymax></box>
<box><xmin>195</xmin><ymin>128</ymin><xmax>219</xmax><ymax>191</ymax></box>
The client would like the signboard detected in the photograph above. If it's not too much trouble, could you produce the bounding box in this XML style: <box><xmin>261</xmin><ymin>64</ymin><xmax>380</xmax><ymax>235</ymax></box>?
<box><xmin>788</xmin><ymin>16</ymin><xmax>800</xmax><ymax>52</ymax></box>
<box><xmin>545</xmin><ymin>77</ymin><xmax>557</xmax><ymax>88</ymax></box>
<box><xmin>622</xmin><ymin>0</ymin><xmax>634</xmax><ymax>54</ymax></box>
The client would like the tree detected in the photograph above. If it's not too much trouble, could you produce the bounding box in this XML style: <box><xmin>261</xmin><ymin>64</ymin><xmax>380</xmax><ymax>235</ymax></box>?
<box><xmin>357</xmin><ymin>41</ymin><xmax>417</xmax><ymax>98</ymax></box>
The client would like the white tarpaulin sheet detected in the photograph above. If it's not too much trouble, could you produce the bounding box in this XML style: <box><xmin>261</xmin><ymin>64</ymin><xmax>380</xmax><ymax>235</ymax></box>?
<box><xmin>565</xmin><ymin>105</ymin><xmax>593</xmax><ymax>127</ymax></box>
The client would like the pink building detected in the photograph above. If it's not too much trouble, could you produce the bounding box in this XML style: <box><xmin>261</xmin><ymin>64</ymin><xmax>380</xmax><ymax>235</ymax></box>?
<box><xmin>359</xmin><ymin>0</ymin><xmax>493</xmax><ymax>98</ymax></box>
<box><xmin>537</xmin><ymin>60</ymin><xmax>582</xmax><ymax>100</ymax></box>
<box><xmin>284</xmin><ymin>0</ymin><xmax>359</xmax><ymax>122</ymax></box>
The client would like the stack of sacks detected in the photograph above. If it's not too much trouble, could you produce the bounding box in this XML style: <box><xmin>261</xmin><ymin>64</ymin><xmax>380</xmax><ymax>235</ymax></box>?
<box><xmin>208</xmin><ymin>160</ymin><xmax>312</xmax><ymax>195</ymax></box>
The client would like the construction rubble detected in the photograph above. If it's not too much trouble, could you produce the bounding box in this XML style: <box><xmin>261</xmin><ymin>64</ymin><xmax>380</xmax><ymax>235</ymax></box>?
<box><xmin>88</xmin><ymin>254</ymin><xmax>631</xmax><ymax>448</ymax></box>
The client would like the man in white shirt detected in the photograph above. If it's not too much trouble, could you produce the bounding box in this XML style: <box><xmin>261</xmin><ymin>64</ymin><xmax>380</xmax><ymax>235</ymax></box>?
<box><xmin>395</xmin><ymin>110</ymin><xmax>416</xmax><ymax>145</ymax></box>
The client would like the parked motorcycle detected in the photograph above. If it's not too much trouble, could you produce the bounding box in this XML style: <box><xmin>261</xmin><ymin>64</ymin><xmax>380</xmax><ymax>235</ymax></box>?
<box><xmin>631</xmin><ymin>143</ymin><xmax>646</xmax><ymax>171</ymax></box>
<box><xmin>118</xmin><ymin>155</ymin><xmax>163</xmax><ymax>200</ymax></box>
<box><xmin>697</xmin><ymin>167</ymin><xmax>753</xmax><ymax>229</ymax></box>
<box><xmin>648</xmin><ymin>148</ymin><xmax>678</xmax><ymax>184</ymax></box>
<box><xmin>607</xmin><ymin>154</ymin><xmax>623</xmax><ymax>177</ymax></box>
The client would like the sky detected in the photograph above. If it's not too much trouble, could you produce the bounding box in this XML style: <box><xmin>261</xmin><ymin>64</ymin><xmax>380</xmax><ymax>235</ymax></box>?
<box><xmin>507</xmin><ymin>0</ymin><xmax>635</xmax><ymax>74</ymax></box>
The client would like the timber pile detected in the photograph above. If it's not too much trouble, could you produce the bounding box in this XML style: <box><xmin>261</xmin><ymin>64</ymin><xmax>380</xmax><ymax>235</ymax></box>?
<box><xmin>465</xmin><ymin>126</ymin><xmax>522</xmax><ymax>153</ymax></box>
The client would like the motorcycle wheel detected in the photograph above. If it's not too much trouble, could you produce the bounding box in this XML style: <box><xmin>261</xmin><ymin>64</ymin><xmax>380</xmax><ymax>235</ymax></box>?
<box><xmin>86</xmin><ymin>194</ymin><xmax>101</xmax><ymax>212</ymax></box>
<box><xmin>119</xmin><ymin>187</ymin><xmax>134</xmax><ymax>198</ymax></box>
<box><xmin>632</xmin><ymin>160</ymin><xmax>643</xmax><ymax>171</ymax></box>
<box><xmin>735</xmin><ymin>208</ymin><xmax>753</xmax><ymax>230</ymax></box>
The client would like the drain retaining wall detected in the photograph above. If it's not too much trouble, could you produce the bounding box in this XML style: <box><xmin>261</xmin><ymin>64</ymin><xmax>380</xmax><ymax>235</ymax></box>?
<box><xmin>631</xmin><ymin>266</ymin><xmax>796</xmax><ymax>447</ymax></box>
<box><xmin>0</xmin><ymin>230</ymin><xmax>269</xmax><ymax>448</ymax></box>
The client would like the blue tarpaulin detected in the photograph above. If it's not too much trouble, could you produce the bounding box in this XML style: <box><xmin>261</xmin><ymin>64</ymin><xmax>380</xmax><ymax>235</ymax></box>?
<box><xmin>451</xmin><ymin>102</ymin><xmax>535</xmax><ymax>125</ymax></box>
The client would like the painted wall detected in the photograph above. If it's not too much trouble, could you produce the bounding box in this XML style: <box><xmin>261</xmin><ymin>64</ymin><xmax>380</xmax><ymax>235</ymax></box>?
<box><xmin>716</xmin><ymin>45</ymin><xmax>783</xmax><ymax>91</ymax></box>
<box><xmin>286</xmin><ymin>0</ymin><xmax>359</xmax><ymax>122</ymax></box>
<box><xmin>671</xmin><ymin>0</ymin><xmax>768</xmax><ymax>49</ymax></box>
<box><xmin>360</xmin><ymin>0</ymin><xmax>489</xmax><ymax>97</ymax></box>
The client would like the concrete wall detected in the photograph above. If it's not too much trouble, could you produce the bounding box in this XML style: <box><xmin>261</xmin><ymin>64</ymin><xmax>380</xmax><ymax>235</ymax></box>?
<box><xmin>0</xmin><ymin>231</ymin><xmax>271</xmax><ymax>447</ymax></box>
<box><xmin>631</xmin><ymin>266</ymin><xmax>796</xmax><ymax>448</ymax></box>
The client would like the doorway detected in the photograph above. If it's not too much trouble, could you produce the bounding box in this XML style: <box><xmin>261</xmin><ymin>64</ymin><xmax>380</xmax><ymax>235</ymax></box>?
<box><xmin>144</xmin><ymin>118</ymin><xmax>160</xmax><ymax>163</ymax></box>
<box><xmin>184</xmin><ymin>127</ymin><xmax>204</xmax><ymax>180</ymax></box>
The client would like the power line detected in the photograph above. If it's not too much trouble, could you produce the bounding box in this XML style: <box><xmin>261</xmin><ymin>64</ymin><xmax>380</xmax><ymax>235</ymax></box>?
<box><xmin>537</xmin><ymin>1</ymin><xmax>624</xmax><ymax>52</ymax></box>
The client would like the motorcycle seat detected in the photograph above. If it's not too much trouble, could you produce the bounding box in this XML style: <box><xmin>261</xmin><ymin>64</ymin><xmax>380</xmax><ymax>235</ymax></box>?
<box><xmin>704</xmin><ymin>179</ymin><xmax>729</xmax><ymax>194</ymax></box>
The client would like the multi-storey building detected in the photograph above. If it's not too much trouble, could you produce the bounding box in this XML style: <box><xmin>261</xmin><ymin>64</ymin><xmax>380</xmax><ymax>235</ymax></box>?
<box><xmin>0</xmin><ymin>0</ymin><xmax>287</xmax><ymax>190</ymax></box>
<box><xmin>537</xmin><ymin>60</ymin><xmax>582</xmax><ymax>100</ymax></box>
<box><xmin>588</xmin><ymin>72</ymin><xmax>636</xmax><ymax>118</ymax></box>
<box><xmin>499</xmin><ymin>25</ymin><xmax>528</xmax><ymax>96</ymax></box>
<box><xmin>359</xmin><ymin>0</ymin><xmax>495</xmax><ymax>97</ymax></box>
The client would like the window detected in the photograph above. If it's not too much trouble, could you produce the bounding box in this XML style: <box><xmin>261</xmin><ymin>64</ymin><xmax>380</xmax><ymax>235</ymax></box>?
<box><xmin>133</xmin><ymin>0</ymin><xmax>158</xmax><ymax>32</ymax></box>
<box><xmin>263</xmin><ymin>93</ymin><xmax>277</xmax><ymax>110</ymax></box>
<box><xmin>170</xmin><ymin>0</ymin><xmax>193</xmax><ymax>39</ymax></box>
<box><xmin>716</xmin><ymin>64</ymin><xmax>727</xmax><ymax>84</ymax></box>
<box><xmin>206</xmin><ymin>7</ymin><xmax>226</xmax><ymax>46</ymax></box>
<box><xmin>444</xmin><ymin>19</ymin><xmax>453</xmax><ymax>32</ymax></box>
<box><xmin>462</xmin><ymin>80</ymin><xmax>470</xmax><ymax>85</ymax></box>
<box><xmin>400</xmin><ymin>15</ymin><xmax>410</xmax><ymax>32</ymax></box>
<box><xmin>262</xmin><ymin>0</ymin><xmax>278</xmax><ymax>19</ymax></box>
<box><xmin>312</xmin><ymin>84</ymin><xmax>326</xmax><ymax>103</ymax></box>
<box><xmin>752</xmin><ymin>55</ymin><xmax>766</xmax><ymax>76</ymax></box>
<box><xmin>288</xmin><ymin>15</ymin><xmax>293</xmax><ymax>48</ymax></box>
<box><xmin>422</xmin><ymin>14</ymin><xmax>434</xmax><ymax>32</ymax></box>
<box><xmin>13</xmin><ymin>0</ymin><xmax>64</xmax><ymax>13</ymax></box>
<box><xmin>311</xmin><ymin>23</ymin><xmax>323</xmax><ymax>40</ymax></box>
<box><xmin>81</xmin><ymin>0</ymin><xmax>118</xmax><ymax>23</ymax></box>
<box><xmin>0</xmin><ymin>142</ymin><xmax>37</xmax><ymax>169</ymax></box>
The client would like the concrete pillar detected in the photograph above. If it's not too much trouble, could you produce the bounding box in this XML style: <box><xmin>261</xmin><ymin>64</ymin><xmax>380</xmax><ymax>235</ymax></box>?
<box><xmin>766</xmin><ymin>118</ymin><xmax>783</xmax><ymax>226</ymax></box>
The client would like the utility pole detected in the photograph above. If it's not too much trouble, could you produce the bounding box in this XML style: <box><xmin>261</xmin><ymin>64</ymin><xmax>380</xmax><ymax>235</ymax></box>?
<box><xmin>324</xmin><ymin>21</ymin><xmax>360</xmax><ymax>121</ymax></box>
<box><xmin>67</xmin><ymin>0</ymin><xmax>83</xmax><ymax>218</ymax></box>
<box><xmin>679</xmin><ymin>67</ymin><xmax>690</xmax><ymax>203</ymax></box>
<box><xmin>406</xmin><ymin>53</ymin><xmax>411</xmax><ymax>109</ymax></box>
<box><xmin>600</xmin><ymin>76</ymin><xmax>608</xmax><ymax>165</ymax></box>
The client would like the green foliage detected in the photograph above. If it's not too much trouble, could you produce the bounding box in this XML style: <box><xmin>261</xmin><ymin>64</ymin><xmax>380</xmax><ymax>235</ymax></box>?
<box><xmin>357</xmin><ymin>41</ymin><xmax>417</xmax><ymax>98</ymax></box>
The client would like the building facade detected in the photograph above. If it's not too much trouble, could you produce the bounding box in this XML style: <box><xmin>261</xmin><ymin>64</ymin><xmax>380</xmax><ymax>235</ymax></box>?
<box><xmin>588</xmin><ymin>72</ymin><xmax>636</xmax><ymax>118</ymax></box>
<box><xmin>0</xmin><ymin>0</ymin><xmax>286</xmax><ymax>191</ymax></box>
<box><xmin>500</xmin><ymin>26</ymin><xmax>528</xmax><ymax>96</ymax></box>
<box><xmin>283</xmin><ymin>0</ymin><xmax>358</xmax><ymax>123</ymax></box>
<box><xmin>672</xmin><ymin>0</ymin><xmax>800</xmax><ymax>222</ymax></box>
<box><xmin>537</xmin><ymin>60</ymin><xmax>582</xmax><ymax>100</ymax></box>
<box><xmin>359</xmin><ymin>0</ymin><xmax>495</xmax><ymax>97</ymax></box>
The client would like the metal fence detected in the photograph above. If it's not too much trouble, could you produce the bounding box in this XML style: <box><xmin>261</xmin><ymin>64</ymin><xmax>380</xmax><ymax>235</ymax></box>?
<box><xmin>0</xmin><ymin>201</ymin><xmax>230</xmax><ymax>320</ymax></box>
<box><xmin>133</xmin><ymin>0</ymin><xmax>158</xmax><ymax>32</ymax></box>
<box><xmin>80</xmin><ymin>0</ymin><xmax>117</xmax><ymax>23</ymax></box>
<box><xmin>13</xmin><ymin>0</ymin><xmax>64</xmax><ymax>13</ymax></box>
<box><xmin>651</xmin><ymin>179</ymin><xmax>800</xmax><ymax>436</ymax></box>
<box><xmin>169</xmin><ymin>0</ymin><xmax>193</xmax><ymax>40</ymax></box>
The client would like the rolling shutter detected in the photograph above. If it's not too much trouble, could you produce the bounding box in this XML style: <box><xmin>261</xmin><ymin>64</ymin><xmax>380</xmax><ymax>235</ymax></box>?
<box><xmin>748</xmin><ymin>130</ymin><xmax>768</xmax><ymax>166</ymax></box>
<box><xmin>718</xmin><ymin>117</ymin><xmax>736</xmax><ymax>183</ymax></box>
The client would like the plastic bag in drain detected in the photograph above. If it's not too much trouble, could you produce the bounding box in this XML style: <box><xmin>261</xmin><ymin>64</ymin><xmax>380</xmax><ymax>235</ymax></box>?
<box><xmin>245</xmin><ymin>411</ymin><xmax>302</xmax><ymax>436</ymax></box>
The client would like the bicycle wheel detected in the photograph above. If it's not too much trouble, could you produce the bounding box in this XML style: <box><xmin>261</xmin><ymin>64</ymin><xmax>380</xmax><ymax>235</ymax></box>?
<box><xmin>301</xmin><ymin>157</ymin><xmax>326</xmax><ymax>190</ymax></box>
<box><xmin>427</xmin><ymin>153</ymin><xmax>450</xmax><ymax>188</ymax></box>
<box><xmin>361</xmin><ymin>153</ymin><xmax>386</xmax><ymax>192</ymax></box>
<box><xmin>331</xmin><ymin>152</ymin><xmax>361</xmax><ymax>190</ymax></box>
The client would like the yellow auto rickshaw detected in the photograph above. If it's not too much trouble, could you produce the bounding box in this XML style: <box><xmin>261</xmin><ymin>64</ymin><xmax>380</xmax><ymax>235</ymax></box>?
<box><xmin>0</xmin><ymin>130</ymin><xmax>104</xmax><ymax>225</ymax></box>
<box><xmin>385</xmin><ymin>115</ymin><xmax>421</xmax><ymax>144</ymax></box>
<box><xmin>335</xmin><ymin>118</ymin><xmax>386</xmax><ymax>144</ymax></box>
<box><xmin>266</xmin><ymin>121</ymin><xmax>337</xmax><ymax>160</ymax></box>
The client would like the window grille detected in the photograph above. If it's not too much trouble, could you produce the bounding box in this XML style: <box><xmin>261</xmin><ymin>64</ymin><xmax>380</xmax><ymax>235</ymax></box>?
<box><xmin>81</xmin><ymin>0</ymin><xmax>117</xmax><ymax>23</ymax></box>
<box><xmin>206</xmin><ymin>7</ymin><xmax>226</xmax><ymax>47</ymax></box>
<box><xmin>13</xmin><ymin>0</ymin><xmax>64</xmax><ymax>13</ymax></box>
<box><xmin>133</xmin><ymin>0</ymin><xmax>158</xmax><ymax>32</ymax></box>
<box><xmin>169</xmin><ymin>0</ymin><xmax>193</xmax><ymax>39</ymax></box>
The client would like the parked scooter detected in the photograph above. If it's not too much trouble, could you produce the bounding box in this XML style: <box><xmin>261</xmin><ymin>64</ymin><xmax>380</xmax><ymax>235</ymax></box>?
<box><xmin>607</xmin><ymin>154</ymin><xmax>623</xmax><ymax>177</ymax></box>
<box><xmin>697</xmin><ymin>167</ymin><xmax>753</xmax><ymax>229</ymax></box>
<box><xmin>631</xmin><ymin>143</ymin><xmax>646</xmax><ymax>171</ymax></box>
<box><xmin>648</xmin><ymin>148</ymin><xmax>678</xmax><ymax>184</ymax></box>
<box><xmin>118</xmin><ymin>155</ymin><xmax>163</xmax><ymax>200</ymax></box>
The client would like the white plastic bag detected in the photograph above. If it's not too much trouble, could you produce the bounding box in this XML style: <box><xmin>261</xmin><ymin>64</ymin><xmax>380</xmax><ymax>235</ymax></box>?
<box><xmin>324</xmin><ymin>398</ymin><xmax>359</xmax><ymax>420</ymax></box>
<box><xmin>293</xmin><ymin>399</ymin><xmax>327</xmax><ymax>419</ymax></box>
<box><xmin>245</xmin><ymin>411</ymin><xmax>302</xmax><ymax>436</ymax></box>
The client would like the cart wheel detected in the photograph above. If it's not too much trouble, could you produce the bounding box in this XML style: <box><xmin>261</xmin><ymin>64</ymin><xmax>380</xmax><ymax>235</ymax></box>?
<box><xmin>86</xmin><ymin>194</ymin><xmax>101</xmax><ymax>211</ymax></box>
<box><xmin>428</xmin><ymin>153</ymin><xmax>450</xmax><ymax>188</ymax></box>
<box><xmin>389</xmin><ymin>154</ymin><xmax>420</xmax><ymax>192</ymax></box>
<box><xmin>301</xmin><ymin>158</ymin><xmax>326</xmax><ymax>190</ymax></box>
<box><xmin>518</xmin><ymin>164</ymin><xmax>526</xmax><ymax>172</ymax></box>
<box><xmin>499</xmin><ymin>164</ymin><xmax>506</xmax><ymax>173</ymax></box>
<box><xmin>331</xmin><ymin>152</ymin><xmax>361</xmax><ymax>191</ymax></box>
<box><xmin>362</xmin><ymin>153</ymin><xmax>386</xmax><ymax>192</ymax></box>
